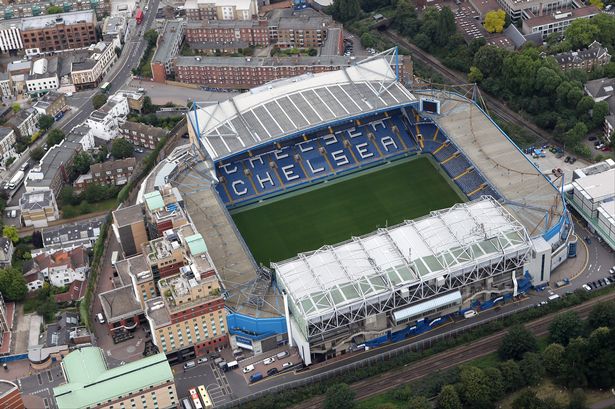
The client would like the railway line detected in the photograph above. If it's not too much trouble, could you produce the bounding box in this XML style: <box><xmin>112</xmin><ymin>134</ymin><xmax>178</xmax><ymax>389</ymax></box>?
<box><xmin>292</xmin><ymin>292</ymin><xmax>615</xmax><ymax>409</ymax></box>
<box><xmin>383</xmin><ymin>31</ymin><xmax>551</xmax><ymax>146</ymax></box>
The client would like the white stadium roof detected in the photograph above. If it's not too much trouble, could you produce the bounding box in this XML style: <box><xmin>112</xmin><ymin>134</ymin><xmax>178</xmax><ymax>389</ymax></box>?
<box><xmin>273</xmin><ymin>197</ymin><xmax>532</xmax><ymax>324</ymax></box>
<box><xmin>187</xmin><ymin>56</ymin><xmax>417</xmax><ymax>161</ymax></box>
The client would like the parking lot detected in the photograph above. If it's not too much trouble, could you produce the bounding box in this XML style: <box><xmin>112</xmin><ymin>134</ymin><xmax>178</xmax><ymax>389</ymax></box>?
<box><xmin>522</xmin><ymin>145</ymin><xmax>590</xmax><ymax>184</ymax></box>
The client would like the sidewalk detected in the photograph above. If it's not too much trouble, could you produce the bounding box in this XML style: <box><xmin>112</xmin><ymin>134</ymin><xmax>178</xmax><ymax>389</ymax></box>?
<box><xmin>591</xmin><ymin>397</ymin><xmax>615</xmax><ymax>409</ymax></box>
<box><xmin>550</xmin><ymin>233</ymin><xmax>588</xmax><ymax>284</ymax></box>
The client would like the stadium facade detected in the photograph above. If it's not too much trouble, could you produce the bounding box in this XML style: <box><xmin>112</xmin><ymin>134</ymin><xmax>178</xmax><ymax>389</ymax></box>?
<box><xmin>183</xmin><ymin>49</ymin><xmax>573</xmax><ymax>364</ymax></box>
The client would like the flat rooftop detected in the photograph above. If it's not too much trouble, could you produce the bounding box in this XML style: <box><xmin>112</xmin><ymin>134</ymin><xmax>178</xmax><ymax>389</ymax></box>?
<box><xmin>152</xmin><ymin>20</ymin><xmax>184</xmax><ymax>64</ymax></box>
<box><xmin>98</xmin><ymin>286</ymin><xmax>142</xmax><ymax>322</ymax></box>
<box><xmin>112</xmin><ymin>204</ymin><xmax>143</xmax><ymax>227</ymax></box>
<box><xmin>523</xmin><ymin>6</ymin><xmax>599</xmax><ymax>28</ymax></box>
<box><xmin>573</xmin><ymin>168</ymin><xmax>615</xmax><ymax>203</ymax></box>
<box><xmin>18</xmin><ymin>10</ymin><xmax>96</xmax><ymax>31</ymax></box>
<box><xmin>175</xmin><ymin>55</ymin><xmax>353</xmax><ymax>68</ymax></box>
<box><xmin>115</xmin><ymin>254</ymin><xmax>150</xmax><ymax>286</ymax></box>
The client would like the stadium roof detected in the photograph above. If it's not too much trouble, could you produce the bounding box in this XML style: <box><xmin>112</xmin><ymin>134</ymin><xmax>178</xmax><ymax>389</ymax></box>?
<box><xmin>273</xmin><ymin>197</ymin><xmax>531</xmax><ymax>325</ymax></box>
<box><xmin>187</xmin><ymin>54</ymin><xmax>417</xmax><ymax>161</ymax></box>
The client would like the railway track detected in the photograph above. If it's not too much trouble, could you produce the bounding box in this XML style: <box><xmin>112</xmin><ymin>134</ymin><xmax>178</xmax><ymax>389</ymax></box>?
<box><xmin>383</xmin><ymin>31</ymin><xmax>551</xmax><ymax>146</ymax></box>
<box><xmin>292</xmin><ymin>293</ymin><xmax>615</xmax><ymax>409</ymax></box>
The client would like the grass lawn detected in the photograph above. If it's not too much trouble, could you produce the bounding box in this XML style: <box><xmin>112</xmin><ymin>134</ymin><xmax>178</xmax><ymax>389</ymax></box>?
<box><xmin>60</xmin><ymin>198</ymin><xmax>117</xmax><ymax>218</ymax></box>
<box><xmin>232</xmin><ymin>157</ymin><xmax>463</xmax><ymax>265</ymax></box>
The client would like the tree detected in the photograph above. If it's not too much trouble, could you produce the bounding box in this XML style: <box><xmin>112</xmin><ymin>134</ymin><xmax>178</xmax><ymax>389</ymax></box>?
<box><xmin>72</xmin><ymin>151</ymin><xmax>93</xmax><ymax>176</ymax></box>
<box><xmin>563</xmin><ymin>122</ymin><xmax>588</xmax><ymax>148</ymax></box>
<box><xmin>144</xmin><ymin>29</ymin><xmax>159</xmax><ymax>48</ymax></box>
<box><xmin>498</xmin><ymin>324</ymin><xmax>538</xmax><ymax>361</ymax></box>
<box><xmin>324</xmin><ymin>383</ymin><xmax>355</xmax><ymax>409</ymax></box>
<box><xmin>0</xmin><ymin>267</ymin><xmax>27</xmax><ymax>301</ymax></box>
<box><xmin>589</xmin><ymin>0</ymin><xmax>604</xmax><ymax>9</ymax></box>
<box><xmin>11</xmin><ymin>103</ymin><xmax>20</xmax><ymax>113</ymax></box>
<box><xmin>498</xmin><ymin>360</ymin><xmax>525</xmax><ymax>392</ymax></box>
<box><xmin>542</xmin><ymin>343</ymin><xmax>565</xmax><ymax>376</ymax></box>
<box><xmin>38</xmin><ymin>114</ymin><xmax>54</xmax><ymax>131</ymax></box>
<box><xmin>590</xmin><ymin>101</ymin><xmax>609</xmax><ymax>129</ymax></box>
<box><xmin>468</xmin><ymin>66</ymin><xmax>483</xmax><ymax>83</ymax></box>
<box><xmin>512</xmin><ymin>390</ymin><xmax>544</xmax><ymax>409</ymax></box>
<box><xmin>84</xmin><ymin>183</ymin><xmax>107</xmax><ymax>203</ymax></box>
<box><xmin>568</xmin><ymin>388</ymin><xmax>587</xmax><ymax>409</ymax></box>
<box><xmin>457</xmin><ymin>366</ymin><xmax>493</xmax><ymax>409</ymax></box>
<box><xmin>584</xmin><ymin>327</ymin><xmax>615</xmax><ymax>389</ymax></box>
<box><xmin>435</xmin><ymin>7</ymin><xmax>456</xmax><ymax>47</ymax></box>
<box><xmin>46</xmin><ymin>129</ymin><xmax>65</xmax><ymax>147</ymax></box>
<box><xmin>560</xmin><ymin>337</ymin><xmax>589</xmax><ymax>387</ymax></box>
<box><xmin>111</xmin><ymin>138</ymin><xmax>134</xmax><ymax>159</ymax></box>
<box><xmin>406</xmin><ymin>396</ymin><xmax>430</xmax><ymax>409</ymax></box>
<box><xmin>565</xmin><ymin>19</ymin><xmax>599</xmax><ymax>49</ymax></box>
<box><xmin>436</xmin><ymin>384</ymin><xmax>462</xmax><ymax>409</ymax></box>
<box><xmin>588</xmin><ymin>301</ymin><xmax>615</xmax><ymax>330</ymax></box>
<box><xmin>483</xmin><ymin>367</ymin><xmax>504</xmax><ymax>401</ymax></box>
<box><xmin>92</xmin><ymin>93</ymin><xmax>108</xmax><ymax>110</ymax></box>
<box><xmin>328</xmin><ymin>0</ymin><xmax>361</xmax><ymax>23</ymax></box>
<box><xmin>360</xmin><ymin>32</ymin><xmax>377</xmax><ymax>48</ymax></box>
<box><xmin>46</xmin><ymin>5</ymin><xmax>63</xmax><ymax>13</ymax></box>
<box><xmin>483</xmin><ymin>9</ymin><xmax>506</xmax><ymax>33</ymax></box>
<box><xmin>31</xmin><ymin>146</ymin><xmax>45</xmax><ymax>162</ymax></box>
<box><xmin>473</xmin><ymin>46</ymin><xmax>508</xmax><ymax>77</ymax></box>
<box><xmin>549</xmin><ymin>311</ymin><xmax>584</xmax><ymax>346</ymax></box>
<box><xmin>2</xmin><ymin>225</ymin><xmax>18</xmax><ymax>243</ymax></box>
<box><xmin>520</xmin><ymin>352</ymin><xmax>545</xmax><ymax>386</ymax></box>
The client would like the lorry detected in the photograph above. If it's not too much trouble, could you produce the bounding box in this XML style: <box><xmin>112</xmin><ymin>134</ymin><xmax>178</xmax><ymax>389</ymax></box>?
<box><xmin>135</xmin><ymin>8</ymin><xmax>144</xmax><ymax>24</ymax></box>
<box><xmin>7</xmin><ymin>171</ymin><xmax>24</xmax><ymax>189</ymax></box>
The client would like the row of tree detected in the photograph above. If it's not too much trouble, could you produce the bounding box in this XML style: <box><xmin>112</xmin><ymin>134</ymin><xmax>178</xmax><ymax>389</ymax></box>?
<box><xmin>322</xmin><ymin>300</ymin><xmax>615</xmax><ymax>409</ymax></box>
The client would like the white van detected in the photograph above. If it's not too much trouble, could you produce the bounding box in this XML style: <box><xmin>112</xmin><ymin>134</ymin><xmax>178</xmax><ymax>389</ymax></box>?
<box><xmin>242</xmin><ymin>364</ymin><xmax>254</xmax><ymax>374</ymax></box>
<box><xmin>463</xmin><ymin>310</ymin><xmax>477</xmax><ymax>319</ymax></box>
<box><xmin>548</xmin><ymin>294</ymin><xmax>560</xmax><ymax>301</ymax></box>
<box><xmin>97</xmin><ymin>313</ymin><xmax>105</xmax><ymax>324</ymax></box>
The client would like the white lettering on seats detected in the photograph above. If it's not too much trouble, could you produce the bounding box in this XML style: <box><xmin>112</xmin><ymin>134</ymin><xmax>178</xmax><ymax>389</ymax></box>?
<box><xmin>248</xmin><ymin>156</ymin><xmax>264</xmax><ymax>168</ymax></box>
<box><xmin>380</xmin><ymin>136</ymin><xmax>398</xmax><ymax>152</ymax></box>
<box><xmin>256</xmin><ymin>172</ymin><xmax>274</xmax><ymax>189</ymax></box>
<box><xmin>346</xmin><ymin>127</ymin><xmax>361</xmax><ymax>139</ymax></box>
<box><xmin>307</xmin><ymin>159</ymin><xmax>325</xmax><ymax>174</ymax></box>
<box><xmin>356</xmin><ymin>143</ymin><xmax>373</xmax><ymax>159</ymax></box>
<box><xmin>232</xmin><ymin>180</ymin><xmax>247</xmax><ymax>196</ymax></box>
<box><xmin>323</xmin><ymin>134</ymin><xmax>337</xmax><ymax>145</ymax></box>
<box><xmin>220</xmin><ymin>163</ymin><xmax>238</xmax><ymax>174</ymax></box>
<box><xmin>298</xmin><ymin>141</ymin><xmax>314</xmax><ymax>153</ymax></box>
<box><xmin>331</xmin><ymin>150</ymin><xmax>349</xmax><ymax>166</ymax></box>
<box><xmin>274</xmin><ymin>148</ymin><xmax>289</xmax><ymax>160</ymax></box>
<box><xmin>281</xmin><ymin>165</ymin><xmax>300</xmax><ymax>181</ymax></box>
<box><xmin>371</xmin><ymin>119</ymin><xmax>386</xmax><ymax>130</ymax></box>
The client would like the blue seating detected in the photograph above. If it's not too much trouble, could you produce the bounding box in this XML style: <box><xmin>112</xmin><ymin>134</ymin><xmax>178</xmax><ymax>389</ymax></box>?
<box><xmin>456</xmin><ymin>170</ymin><xmax>483</xmax><ymax>194</ymax></box>
<box><xmin>218</xmin><ymin>162</ymin><xmax>258</xmax><ymax>203</ymax></box>
<box><xmin>442</xmin><ymin>155</ymin><xmax>470</xmax><ymax>179</ymax></box>
<box><xmin>321</xmin><ymin>133</ymin><xmax>356</xmax><ymax>171</ymax></box>
<box><xmin>433</xmin><ymin>143</ymin><xmax>457</xmax><ymax>162</ymax></box>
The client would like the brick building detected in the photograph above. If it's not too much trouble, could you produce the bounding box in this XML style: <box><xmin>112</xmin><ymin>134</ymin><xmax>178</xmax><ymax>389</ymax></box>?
<box><xmin>32</xmin><ymin>91</ymin><xmax>67</xmax><ymax>117</ymax></box>
<box><xmin>151</xmin><ymin>20</ymin><xmax>185</xmax><ymax>83</ymax></box>
<box><xmin>19</xmin><ymin>10</ymin><xmax>98</xmax><ymax>52</ymax></box>
<box><xmin>112</xmin><ymin>203</ymin><xmax>147</xmax><ymax>257</ymax></box>
<box><xmin>552</xmin><ymin>41</ymin><xmax>611</xmax><ymax>71</ymax></box>
<box><xmin>118</xmin><ymin>120</ymin><xmax>168</xmax><ymax>149</ymax></box>
<box><xmin>25</xmin><ymin>140</ymin><xmax>81</xmax><ymax>197</ymax></box>
<box><xmin>73</xmin><ymin>157</ymin><xmax>136</xmax><ymax>192</ymax></box>
<box><xmin>173</xmin><ymin>55</ymin><xmax>356</xmax><ymax>89</ymax></box>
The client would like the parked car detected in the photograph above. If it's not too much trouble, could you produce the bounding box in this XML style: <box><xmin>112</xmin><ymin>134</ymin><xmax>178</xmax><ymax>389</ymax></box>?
<box><xmin>267</xmin><ymin>368</ymin><xmax>278</xmax><ymax>376</ymax></box>
<box><xmin>263</xmin><ymin>357</ymin><xmax>275</xmax><ymax>365</ymax></box>
<box><xmin>583</xmin><ymin>284</ymin><xmax>592</xmax><ymax>291</ymax></box>
<box><xmin>197</xmin><ymin>357</ymin><xmax>208</xmax><ymax>364</ymax></box>
<box><xmin>242</xmin><ymin>364</ymin><xmax>254</xmax><ymax>374</ymax></box>
<box><xmin>564</xmin><ymin>156</ymin><xmax>571</xmax><ymax>163</ymax></box>
<box><xmin>570</xmin><ymin>157</ymin><xmax>577</xmax><ymax>164</ymax></box>
<box><xmin>463</xmin><ymin>310</ymin><xmax>477</xmax><ymax>318</ymax></box>
<box><xmin>183</xmin><ymin>361</ymin><xmax>196</xmax><ymax>370</ymax></box>
<box><xmin>249</xmin><ymin>372</ymin><xmax>263</xmax><ymax>383</ymax></box>
<box><xmin>276</xmin><ymin>351</ymin><xmax>289</xmax><ymax>359</ymax></box>
<box><xmin>282</xmin><ymin>362</ymin><xmax>293</xmax><ymax>369</ymax></box>
<box><xmin>609</xmin><ymin>266</ymin><xmax>615</xmax><ymax>275</ymax></box>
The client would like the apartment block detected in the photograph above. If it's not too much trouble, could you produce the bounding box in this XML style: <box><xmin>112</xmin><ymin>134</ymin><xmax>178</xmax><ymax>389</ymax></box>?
<box><xmin>19</xmin><ymin>189</ymin><xmax>59</xmax><ymax>228</ymax></box>
<box><xmin>53</xmin><ymin>348</ymin><xmax>178</xmax><ymax>409</ymax></box>
<box><xmin>0</xmin><ymin>25</ymin><xmax>23</xmax><ymax>52</ymax></box>
<box><xmin>71</xmin><ymin>41</ymin><xmax>119</xmax><ymax>90</ymax></box>
<box><xmin>184</xmin><ymin>19</ymin><xmax>269</xmax><ymax>50</ymax></box>
<box><xmin>86</xmin><ymin>93</ymin><xmax>129</xmax><ymax>140</ymax></box>
<box><xmin>118</xmin><ymin>120</ymin><xmax>168</xmax><ymax>149</ymax></box>
<box><xmin>495</xmin><ymin>0</ymin><xmax>573</xmax><ymax>21</ymax></box>
<box><xmin>25</xmin><ymin>140</ymin><xmax>82</xmax><ymax>196</ymax></box>
<box><xmin>173</xmin><ymin>55</ymin><xmax>355</xmax><ymax>89</ymax></box>
<box><xmin>184</xmin><ymin>0</ymin><xmax>258</xmax><ymax>21</ymax></box>
<box><xmin>145</xmin><ymin>224</ymin><xmax>228</xmax><ymax>360</ymax></box>
<box><xmin>6</xmin><ymin>107</ymin><xmax>38</xmax><ymax>139</ymax></box>
<box><xmin>32</xmin><ymin>91</ymin><xmax>67</xmax><ymax>117</ymax></box>
<box><xmin>19</xmin><ymin>11</ymin><xmax>97</xmax><ymax>52</ymax></box>
<box><xmin>73</xmin><ymin>157</ymin><xmax>136</xmax><ymax>192</ymax></box>
<box><xmin>151</xmin><ymin>20</ymin><xmax>185</xmax><ymax>83</ymax></box>
<box><xmin>112</xmin><ymin>203</ymin><xmax>148</xmax><ymax>257</ymax></box>
<box><xmin>551</xmin><ymin>40</ymin><xmax>611</xmax><ymax>71</ymax></box>
<box><xmin>143</xmin><ymin>187</ymin><xmax>188</xmax><ymax>237</ymax></box>
<box><xmin>521</xmin><ymin>6</ymin><xmax>600</xmax><ymax>38</ymax></box>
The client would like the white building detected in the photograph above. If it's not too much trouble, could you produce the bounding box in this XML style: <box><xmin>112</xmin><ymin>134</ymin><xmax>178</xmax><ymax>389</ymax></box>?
<box><xmin>184</xmin><ymin>0</ymin><xmax>259</xmax><ymax>20</ymax></box>
<box><xmin>66</xmin><ymin>124</ymin><xmax>95</xmax><ymax>150</ymax></box>
<box><xmin>567</xmin><ymin>159</ymin><xmax>615</xmax><ymax>250</ymax></box>
<box><xmin>0</xmin><ymin>73</ymin><xmax>12</xmax><ymax>98</ymax></box>
<box><xmin>26</xmin><ymin>246</ymin><xmax>89</xmax><ymax>290</ymax></box>
<box><xmin>19</xmin><ymin>190</ymin><xmax>60</xmax><ymax>228</ymax></box>
<box><xmin>0</xmin><ymin>24</ymin><xmax>23</xmax><ymax>52</ymax></box>
<box><xmin>0</xmin><ymin>127</ymin><xmax>17</xmax><ymax>166</ymax></box>
<box><xmin>86</xmin><ymin>93</ymin><xmax>130</xmax><ymax>140</ymax></box>
<box><xmin>25</xmin><ymin>57</ymin><xmax>59</xmax><ymax>95</ymax></box>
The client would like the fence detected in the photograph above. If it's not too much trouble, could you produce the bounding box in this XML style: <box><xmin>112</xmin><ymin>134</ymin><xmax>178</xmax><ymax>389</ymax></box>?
<box><xmin>218</xmin><ymin>302</ymin><xmax>535</xmax><ymax>408</ymax></box>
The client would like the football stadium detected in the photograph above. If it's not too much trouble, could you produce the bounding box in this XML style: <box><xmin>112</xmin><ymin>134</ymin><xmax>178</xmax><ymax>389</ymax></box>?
<box><xmin>181</xmin><ymin>49</ymin><xmax>574</xmax><ymax>364</ymax></box>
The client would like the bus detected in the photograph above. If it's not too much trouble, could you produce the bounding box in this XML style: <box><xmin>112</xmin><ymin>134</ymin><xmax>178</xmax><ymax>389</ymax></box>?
<box><xmin>198</xmin><ymin>385</ymin><xmax>213</xmax><ymax>409</ymax></box>
<box><xmin>189</xmin><ymin>388</ymin><xmax>202</xmax><ymax>409</ymax></box>
<box><xmin>100</xmin><ymin>82</ymin><xmax>111</xmax><ymax>93</ymax></box>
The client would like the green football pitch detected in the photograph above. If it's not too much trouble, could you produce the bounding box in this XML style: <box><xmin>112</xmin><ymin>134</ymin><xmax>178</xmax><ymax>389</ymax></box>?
<box><xmin>231</xmin><ymin>157</ymin><xmax>464</xmax><ymax>265</ymax></box>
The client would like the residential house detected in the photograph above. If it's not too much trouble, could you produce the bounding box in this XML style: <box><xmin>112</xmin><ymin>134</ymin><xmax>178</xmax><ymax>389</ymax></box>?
<box><xmin>32</xmin><ymin>92</ymin><xmax>67</xmax><ymax>118</ymax></box>
<box><xmin>0</xmin><ymin>127</ymin><xmax>17</xmax><ymax>166</ymax></box>
<box><xmin>19</xmin><ymin>189</ymin><xmax>60</xmax><ymax>228</ymax></box>
<box><xmin>85</xmin><ymin>93</ymin><xmax>129</xmax><ymax>140</ymax></box>
<box><xmin>39</xmin><ymin>216</ymin><xmax>105</xmax><ymax>253</ymax></box>
<box><xmin>73</xmin><ymin>157</ymin><xmax>136</xmax><ymax>192</ymax></box>
<box><xmin>6</xmin><ymin>108</ymin><xmax>38</xmax><ymax>140</ymax></box>
<box><xmin>552</xmin><ymin>41</ymin><xmax>611</xmax><ymax>71</ymax></box>
<box><xmin>585</xmin><ymin>77</ymin><xmax>615</xmax><ymax>140</ymax></box>
<box><xmin>0</xmin><ymin>237</ymin><xmax>14</xmax><ymax>267</ymax></box>
<box><xmin>119</xmin><ymin>121</ymin><xmax>168</xmax><ymax>149</ymax></box>
<box><xmin>25</xmin><ymin>140</ymin><xmax>81</xmax><ymax>197</ymax></box>
<box><xmin>28</xmin><ymin>246</ymin><xmax>89</xmax><ymax>288</ymax></box>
